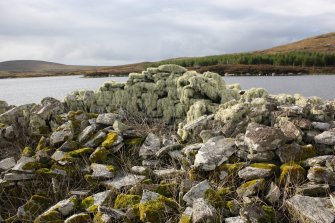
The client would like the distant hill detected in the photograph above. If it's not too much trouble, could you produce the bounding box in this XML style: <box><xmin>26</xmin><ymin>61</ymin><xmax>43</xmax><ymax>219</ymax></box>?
<box><xmin>1</xmin><ymin>32</ymin><xmax>335</xmax><ymax>78</ymax></box>
<box><xmin>0</xmin><ymin>60</ymin><xmax>97</xmax><ymax>72</ymax></box>
<box><xmin>258</xmin><ymin>32</ymin><xmax>335</xmax><ymax>54</ymax></box>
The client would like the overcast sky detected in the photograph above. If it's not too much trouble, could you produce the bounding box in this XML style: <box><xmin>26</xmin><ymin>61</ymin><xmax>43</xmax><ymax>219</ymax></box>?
<box><xmin>0</xmin><ymin>0</ymin><xmax>334</xmax><ymax>65</ymax></box>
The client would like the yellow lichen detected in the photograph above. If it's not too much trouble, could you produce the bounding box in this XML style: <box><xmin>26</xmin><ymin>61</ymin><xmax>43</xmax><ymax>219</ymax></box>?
<box><xmin>101</xmin><ymin>132</ymin><xmax>118</xmax><ymax>148</ymax></box>
<box><xmin>114</xmin><ymin>194</ymin><xmax>141</xmax><ymax>209</ymax></box>
<box><xmin>279</xmin><ymin>163</ymin><xmax>306</xmax><ymax>185</ymax></box>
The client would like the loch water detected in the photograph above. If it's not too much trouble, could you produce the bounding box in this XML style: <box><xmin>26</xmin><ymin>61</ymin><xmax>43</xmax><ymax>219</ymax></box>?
<box><xmin>0</xmin><ymin>75</ymin><xmax>334</xmax><ymax>105</ymax></box>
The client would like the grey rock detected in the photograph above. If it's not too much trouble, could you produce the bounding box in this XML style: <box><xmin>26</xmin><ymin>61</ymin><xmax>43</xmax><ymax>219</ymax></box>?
<box><xmin>276</xmin><ymin>143</ymin><xmax>312</xmax><ymax>163</ymax></box>
<box><xmin>12</xmin><ymin>156</ymin><xmax>36</xmax><ymax>172</ymax></box>
<box><xmin>240</xmin><ymin>203</ymin><xmax>274</xmax><ymax>223</ymax></box>
<box><xmin>3</xmin><ymin>125</ymin><xmax>15</xmax><ymax>139</ymax></box>
<box><xmin>51</xmin><ymin>150</ymin><xmax>67</xmax><ymax>162</ymax></box>
<box><xmin>315</xmin><ymin>130</ymin><xmax>335</xmax><ymax>145</ymax></box>
<box><xmin>4</xmin><ymin>173</ymin><xmax>35</xmax><ymax>181</ymax></box>
<box><xmin>103</xmin><ymin>174</ymin><xmax>146</xmax><ymax>190</ymax></box>
<box><xmin>96</xmin><ymin>113</ymin><xmax>121</xmax><ymax>126</ymax></box>
<box><xmin>142</xmin><ymin>159</ymin><xmax>160</xmax><ymax>167</ymax></box>
<box><xmin>192</xmin><ymin>198</ymin><xmax>217</xmax><ymax>223</ymax></box>
<box><xmin>183</xmin><ymin>180</ymin><xmax>211</xmax><ymax>206</ymax></box>
<box><xmin>247</xmin><ymin>151</ymin><xmax>275</xmax><ymax>162</ymax></box>
<box><xmin>265</xmin><ymin>182</ymin><xmax>281</xmax><ymax>203</ymax></box>
<box><xmin>279</xmin><ymin>120</ymin><xmax>303</xmax><ymax>141</ymax></box>
<box><xmin>139</xmin><ymin>133</ymin><xmax>161</xmax><ymax>158</ymax></box>
<box><xmin>237</xmin><ymin>178</ymin><xmax>265</xmax><ymax>197</ymax></box>
<box><xmin>131</xmin><ymin>166</ymin><xmax>149</xmax><ymax>175</ymax></box>
<box><xmin>238</xmin><ymin>166</ymin><xmax>274</xmax><ymax>181</ymax></box>
<box><xmin>313</xmin><ymin>122</ymin><xmax>331</xmax><ymax>131</ymax></box>
<box><xmin>97</xmin><ymin>206</ymin><xmax>127</xmax><ymax>222</ymax></box>
<box><xmin>330</xmin><ymin>193</ymin><xmax>335</xmax><ymax>209</ymax></box>
<box><xmin>84</xmin><ymin>190</ymin><xmax>113</xmax><ymax>212</ymax></box>
<box><xmin>286</xmin><ymin>195</ymin><xmax>335</xmax><ymax>223</ymax></box>
<box><xmin>91</xmin><ymin>163</ymin><xmax>115</xmax><ymax>179</ymax></box>
<box><xmin>153</xmin><ymin>168</ymin><xmax>184</xmax><ymax>179</ymax></box>
<box><xmin>140</xmin><ymin>190</ymin><xmax>160</xmax><ymax>203</ymax></box>
<box><xmin>155</xmin><ymin>144</ymin><xmax>181</xmax><ymax>158</ymax></box>
<box><xmin>307</xmin><ymin>166</ymin><xmax>335</xmax><ymax>185</ymax></box>
<box><xmin>225</xmin><ymin>216</ymin><xmax>247</xmax><ymax>223</ymax></box>
<box><xmin>302</xmin><ymin>155</ymin><xmax>334</xmax><ymax>167</ymax></box>
<box><xmin>194</xmin><ymin>136</ymin><xmax>236</xmax><ymax>171</ymax></box>
<box><xmin>50</xmin><ymin>122</ymin><xmax>74</xmax><ymax>146</ymax></box>
<box><xmin>182</xmin><ymin>143</ymin><xmax>203</xmax><ymax>158</ymax></box>
<box><xmin>0</xmin><ymin>157</ymin><xmax>16</xmax><ymax>171</ymax></box>
<box><xmin>78</xmin><ymin>124</ymin><xmax>96</xmax><ymax>143</ymax></box>
<box><xmin>296</xmin><ymin>182</ymin><xmax>330</xmax><ymax>197</ymax></box>
<box><xmin>59</xmin><ymin>140</ymin><xmax>78</xmax><ymax>152</ymax></box>
<box><xmin>84</xmin><ymin>131</ymin><xmax>106</xmax><ymax>147</ymax></box>
<box><xmin>244</xmin><ymin>123</ymin><xmax>287</xmax><ymax>152</ymax></box>
<box><xmin>45</xmin><ymin>196</ymin><xmax>77</xmax><ymax>216</ymax></box>
<box><xmin>112</xmin><ymin>120</ymin><xmax>131</xmax><ymax>132</ymax></box>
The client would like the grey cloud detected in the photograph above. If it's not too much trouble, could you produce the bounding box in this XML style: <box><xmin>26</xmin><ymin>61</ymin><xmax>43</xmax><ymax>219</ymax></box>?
<box><xmin>0</xmin><ymin>0</ymin><xmax>334</xmax><ymax>65</ymax></box>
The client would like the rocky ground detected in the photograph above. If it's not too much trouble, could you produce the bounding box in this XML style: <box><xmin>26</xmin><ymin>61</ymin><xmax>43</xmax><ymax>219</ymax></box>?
<box><xmin>0</xmin><ymin>64</ymin><xmax>335</xmax><ymax>223</ymax></box>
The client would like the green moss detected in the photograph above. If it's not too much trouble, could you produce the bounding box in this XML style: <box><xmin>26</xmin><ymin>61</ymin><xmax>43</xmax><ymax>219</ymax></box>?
<box><xmin>300</xmin><ymin>145</ymin><xmax>316</xmax><ymax>160</ymax></box>
<box><xmin>124</xmin><ymin>137</ymin><xmax>144</xmax><ymax>146</ymax></box>
<box><xmin>21</xmin><ymin>146</ymin><xmax>34</xmax><ymax>157</ymax></box>
<box><xmin>35</xmin><ymin>210</ymin><xmax>62</xmax><ymax>222</ymax></box>
<box><xmin>22</xmin><ymin>161</ymin><xmax>44</xmax><ymax>171</ymax></box>
<box><xmin>114</xmin><ymin>194</ymin><xmax>141</xmax><ymax>209</ymax></box>
<box><xmin>35</xmin><ymin>136</ymin><xmax>46</xmax><ymax>151</ymax></box>
<box><xmin>106</xmin><ymin>165</ymin><xmax>116</xmax><ymax>172</ymax></box>
<box><xmin>217</xmin><ymin>187</ymin><xmax>232</xmax><ymax>197</ymax></box>
<box><xmin>260</xmin><ymin>205</ymin><xmax>276</xmax><ymax>223</ymax></box>
<box><xmin>250</xmin><ymin>163</ymin><xmax>277</xmax><ymax>171</ymax></box>
<box><xmin>67</xmin><ymin>110</ymin><xmax>84</xmax><ymax>121</ymax></box>
<box><xmin>89</xmin><ymin>147</ymin><xmax>107</xmax><ymax>163</ymax></box>
<box><xmin>38</xmin><ymin>125</ymin><xmax>50</xmax><ymax>135</ymax></box>
<box><xmin>226</xmin><ymin>200</ymin><xmax>239</xmax><ymax>215</ymax></box>
<box><xmin>179</xmin><ymin>214</ymin><xmax>192</xmax><ymax>223</ymax></box>
<box><xmin>156</xmin><ymin>183</ymin><xmax>178</xmax><ymax>197</ymax></box>
<box><xmin>81</xmin><ymin>196</ymin><xmax>94</xmax><ymax>210</ymax></box>
<box><xmin>219</xmin><ymin>162</ymin><xmax>245</xmax><ymax>174</ymax></box>
<box><xmin>0</xmin><ymin>123</ymin><xmax>6</xmax><ymax>128</ymax></box>
<box><xmin>204</xmin><ymin>189</ymin><xmax>226</xmax><ymax>208</ymax></box>
<box><xmin>101</xmin><ymin>132</ymin><xmax>118</xmax><ymax>148</ymax></box>
<box><xmin>88</xmin><ymin>205</ymin><xmax>98</xmax><ymax>213</ymax></box>
<box><xmin>241</xmin><ymin>179</ymin><xmax>264</xmax><ymax>189</ymax></box>
<box><xmin>68</xmin><ymin>147</ymin><xmax>94</xmax><ymax>157</ymax></box>
<box><xmin>35</xmin><ymin>168</ymin><xmax>54</xmax><ymax>177</ymax></box>
<box><xmin>21</xmin><ymin>195</ymin><xmax>51</xmax><ymax>217</ymax></box>
<box><xmin>142</xmin><ymin>179</ymin><xmax>152</xmax><ymax>185</ymax></box>
<box><xmin>139</xmin><ymin>195</ymin><xmax>179</xmax><ymax>222</ymax></box>
<box><xmin>279</xmin><ymin>163</ymin><xmax>306</xmax><ymax>185</ymax></box>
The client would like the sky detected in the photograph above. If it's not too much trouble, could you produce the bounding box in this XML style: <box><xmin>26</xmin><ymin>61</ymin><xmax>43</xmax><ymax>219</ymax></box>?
<box><xmin>0</xmin><ymin>0</ymin><xmax>334</xmax><ymax>66</ymax></box>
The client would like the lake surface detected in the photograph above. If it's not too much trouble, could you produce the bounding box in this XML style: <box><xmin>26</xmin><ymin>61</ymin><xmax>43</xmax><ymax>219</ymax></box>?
<box><xmin>0</xmin><ymin>75</ymin><xmax>334</xmax><ymax>105</ymax></box>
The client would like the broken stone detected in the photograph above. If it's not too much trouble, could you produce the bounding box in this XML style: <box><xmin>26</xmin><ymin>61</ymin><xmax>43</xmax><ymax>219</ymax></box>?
<box><xmin>183</xmin><ymin>180</ymin><xmax>211</xmax><ymax>206</ymax></box>
<box><xmin>153</xmin><ymin>168</ymin><xmax>184</xmax><ymax>179</ymax></box>
<box><xmin>139</xmin><ymin>133</ymin><xmax>161</xmax><ymax>159</ymax></box>
<box><xmin>96</xmin><ymin>113</ymin><xmax>121</xmax><ymax>126</ymax></box>
<box><xmin>102</xmin><ymin>174</ymin><xmax>146</xmax><ymax>190</ymax></box>
<box><xmin>0</xmin><ymin>157</ymin><xmax>16</xmax><ymax>171</ymax></box>
<box><xmin>192</xmin><ymin>198</ymin><xmax>217</xmax><ymax>223</ymax></box>
<box><xmin>315</xmin><ymin>130</ymin><xmax>335</xmax><ymax>145</ymax></box>
<box><xmin>194</xmin><ymin>136</ymin><xmax>236</xmax><ymax>171</ymax></box>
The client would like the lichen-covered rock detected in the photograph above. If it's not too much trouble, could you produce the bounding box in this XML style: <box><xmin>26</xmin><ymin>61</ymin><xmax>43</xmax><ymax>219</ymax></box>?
<box><xmin>192</xmin><ymin>198</ymin><xmax>217</xmax><ymax>223</ymax></box>
<box><xmin>139</xmin><ymin>133</ymin><xmax>161</xmax><ymax>159</ymax></box>
<box><xmin>114</xmin><ymin>194</ymin><xmax>141</xmax><ymax>209</ymax></box>
<box><xmin>90</xmin><ymin>163</ymin><xmax>116</xmax><ymax>179</ymax></box>
<box><xmin>194</xmin><ymin>136</ymin><xmax>236</xmax><ymax>171</ymax></box>
<box><xmin>265</xmin><ymin>182</ymin><xmax>281</xmax><ymax>204</ymax></box>
<box><xmin>183</xmin><ymin>180</ymin><xmax>211</xmax><ymax>206</ymax></box>
<box><xmin>279</xmin><ymin>163</ymin><xmax>306</xmax><ymax>185</ymax></box>
<box><xmin>286</xmin><ymin>195</ymin><xmax>335</xmax><ymax>223</ymax></box>
<box><xmin>307</xmin><ymin>166</ymin><xmax>335</xmax><ymax>185</ymax></box>
<box><xmin>276</xmin><ymin>144</ymin><xmax>316</xmax><ymax>163</ymax></box>
<box><xmin>102</xmin><ymin>174</ymin><xmax>146</xmax><ymax>190</ymax></box>
<box><xmin>138</xmin><ymin>190</ymin><xmax>179</xmax><ymax>223</ymax></box>
<box><xmin>238</xmin><ymin>163</ymin><xmax>277</xmax><ymax>181</ymax></box>
<box><xmin>78</xmin><ymin>124</ymin><xmax>96</xmax><ymax>143</ymax></box>
<box><xmin>296</xmin><ymin>182</ymin><xmax>330</xmax><ymax>197</ymax></box>
<box><xmin>302</xmin><ymin>155</ymin><xmax>334</xmax><ymax>167</ymax></box>
<box><xmin>81</xmin><ymin>190</ymin><xmax>113</xmax><ymax>212</ymax></box>
<box><xmin>93</xmin><ymin>206</ymin><xmax>129</xmax><ymax>223</ymax></box>
<box><xmin>278</xmin><ymin>120</ymin><xmax>303</xmax><ymax>141</ymax></box>
<box><xmin>237</xmin><ymin>178</ymin><xmax>265</xmax><ymax>197</ymax></box>
<box><xmin>96</xmin><ymin>113</ymin><xmax>121</xmax><ymax>126</ymax></box>
<box><xmin>50</xmin><ymin>122</ymin><xmax>74</xmax><ymax>146</ymax></box>
<box><xmin>244</xmin><ymin>123</ymin><xmax>287</xmax><ymax>152</ymax></box>
<box><xmin>240</xmin><ymin>204</ymin><xmax>276</xmax><ymax>223</ymax></box>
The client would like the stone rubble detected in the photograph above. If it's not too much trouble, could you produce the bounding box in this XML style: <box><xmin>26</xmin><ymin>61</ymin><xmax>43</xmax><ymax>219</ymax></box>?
<box><xmin>0</xmin><ymin>64</ymin><xmax>334</xmax><ymax>222</ymax></box>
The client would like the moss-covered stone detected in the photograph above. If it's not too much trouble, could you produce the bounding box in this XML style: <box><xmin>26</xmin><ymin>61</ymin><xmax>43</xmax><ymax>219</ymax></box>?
<box><xmin>68</xmin><ymin>147</ymin><xmax>94</xmax><ymax>157</ymax></box>
<box><xmin>114</xmin><ymin>194</ymin><xmax>141</xmax><ymax>209</ymax></box>
<box><xmin>34</xmin><ymin>210</ymin><xmax>62</xmax><ymax>223</ymax></box>
<box><xmin>260</xmin><ymin>205</ymin><xmax>276</xmax><ymax>223</ymax></box>
<box><xmin>204</xmin><ymin>189</ymin><xmax>226</xmax><ymax>208</ymax></box>
<box><xmin>35</xmin><ymin>136</ymin><xmax>47</xmax><ymax>151</ymax></box>
<box><xmin>21</xmin><ymin>146</ymin><xmax>35</xmax><ymax>157</ymax></box>
<box><xmin>124</xmin><ymin>137</ymin><xmax>144</xmax><ymax>146</ymax></box>
<box><xmin>237</xmin><ymin>178</ymin><xmax>266</xmax><ymax>197</ymax></box>
<box><xmin>19</xmin><ymin>195</ymin><xmax>51</xmax><ymax>220</ymax></box>
<box><xmin>218</xmin><ymin>162</ymin><xmax>246</xmax><ymax>174</ymax></box>
<box><xmin>300</xmin><ymin>144</ymin><xmax>317</xmax><ymax>160</ymax></box>
<box><xmin>279</xmin><ymin>163</ymin><xmax>306</xmax><ymax>185</ymax></box>
<box><xmin>156</xmin><ymin>182</ymin><xmax>178</xmax><ymax>198</ymax></box>
<box><xmin>64</xmin><ymin>213</ymin><xmax>91</xmax><ymax>223</ymax></box>
<box><xmin>0</xmin><ymin>123</ymin><xmax>6</xmax><ymax>128</ymax></box>
<box><xmin>139</xmin><ymin>195</ymin><xmax>179</xmax><ymax>223</ymax></box>
<box><xmin>89</xmin><ymin>147</ymin><xmax>107</xmax><ymax>163</ymax></box>
<box><xmin>179</xmin><ymin>214</ymin><xmax>192</xmax><ymax>223</ymax></box>
<box><xmin>101</xmin><ymin>132</ymin><xmax>118</xmax><ymax>148</ymax></box>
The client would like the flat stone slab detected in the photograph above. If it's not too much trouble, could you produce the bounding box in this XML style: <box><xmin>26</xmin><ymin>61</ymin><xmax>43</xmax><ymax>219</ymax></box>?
<box><xmin>102</xmin><ymin>174</ymin><xmax>146</xmax><ymax>190</ymax></box>
<box><xmin>0</xmin><ymin>157</ymin><xmax>16</xmax><ymax>171</ymax></box>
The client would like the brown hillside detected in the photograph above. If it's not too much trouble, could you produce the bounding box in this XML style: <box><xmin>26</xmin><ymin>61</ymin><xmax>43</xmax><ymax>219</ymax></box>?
<box><xmin>258</xmin><ymin>32</ymin><xmax>335</xmax><ymax>54</ymax></box>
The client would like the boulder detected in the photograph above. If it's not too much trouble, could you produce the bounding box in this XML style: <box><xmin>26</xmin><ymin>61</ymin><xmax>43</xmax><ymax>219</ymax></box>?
<box><xmin>307</xmin><ymin>166</ymin><xmax>335</xmax><ymax>185</ymax></box>
<box><xmin>286</xmin><ymin>195</ymin><xmax>335</xmax><ymax>223</ymax></box>
<box><xmin>139</xmin><ymin>133</ymin><xmax>161</xmax><ymax>159</ymax></box>
<box><xmin>96</xmin><ymin>113</ymin><xmax>121</xmax><ymax>126</ymax></box>
<box><xmin>315</xmin><ymin>130</ymin><xmax>335</xmax><ymax>145</ymax></box>
<box><xmin>276</xmin><ymin>144</ymin><xmax>316</xmax><ymax>163</ymax></box>
<box><xmin>238</xmin><ymin>163</ymin><xmax>277</xmax><ymax>181</ymax></box>
<box><xmin>50</xmin><ymin>122</ymin><xmax>74</xmax><ymax>146</ymax></box>
<box><xmin>244</xmin><ymin>123</ymin><xmax>287</xmax><ymax>152</ymax></box>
